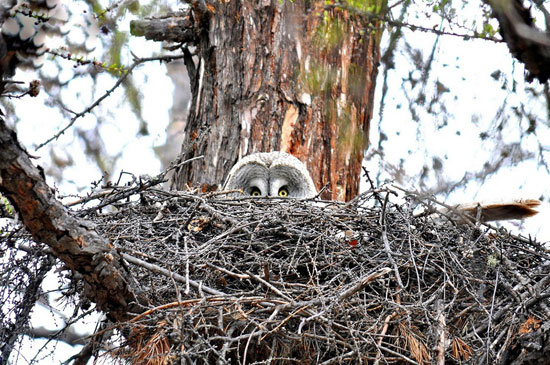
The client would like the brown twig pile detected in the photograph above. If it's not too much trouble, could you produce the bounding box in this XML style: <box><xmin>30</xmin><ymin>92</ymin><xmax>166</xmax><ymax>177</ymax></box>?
<box><xmin>2</xmin><ymin>184</ymin><xmax>550</xmax><ymax>364</ymax></box>
<box><xmin>82</xmin><ymin>186</ymin><xmax>549</xmax><ymax>364</ymax></box>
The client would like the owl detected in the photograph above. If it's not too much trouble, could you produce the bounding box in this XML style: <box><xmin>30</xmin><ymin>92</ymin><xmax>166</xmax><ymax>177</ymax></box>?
<box><xmin>223</xmin><ymin>151</ymin><xmax>317</xmax><ymax>198</ymax></box>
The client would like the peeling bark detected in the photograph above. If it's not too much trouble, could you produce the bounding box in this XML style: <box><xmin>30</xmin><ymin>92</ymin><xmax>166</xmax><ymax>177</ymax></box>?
<box><xmin>0</xmin><ymin>119</ymin><xmax>136</xmax><ymax>323</ymax></box>
<box><xmin>169</xmin><ymin>1</ymin><xmax>386</xmax><ymax>201</ymax></box>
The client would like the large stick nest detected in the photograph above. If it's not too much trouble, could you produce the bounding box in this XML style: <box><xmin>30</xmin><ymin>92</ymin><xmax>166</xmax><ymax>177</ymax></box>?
<box><xmin>87</xmin><ymin>185</ymin><xmax>550</xmax><ymax>364</ymax></box>
<box><xmin>3</xmin><ymin>185</ymin><xmax>550</xmax><ymax>364</ymax></box>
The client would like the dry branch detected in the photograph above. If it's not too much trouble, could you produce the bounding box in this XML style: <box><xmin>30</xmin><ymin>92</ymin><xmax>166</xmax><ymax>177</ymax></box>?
<box><xmin>130</xmin><ymin>10</ymin><xmax>198</xmax><ymax>43</ymax></box>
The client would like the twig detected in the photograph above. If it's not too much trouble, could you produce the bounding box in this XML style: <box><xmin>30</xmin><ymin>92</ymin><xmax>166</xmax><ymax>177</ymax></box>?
<box><xmin>120</xmin><ymin>252</ymin><xmax>226</xmax><ymax>296</ymax></box>
<box><xmin>326</xmin><ymin>2</ymin><xmax>502</xmax><ymax>43</ymax></box>
<box><xmin>36</xmin><ymin>54</ymin><xmax>186</xmax><ymax>150</ymax></box>
<box><xmin>381</xmin><ymin>191</ymin><xmax>404</xmax><ymax>288</ymax></box>
<box><xmin>435</xmin><ymin>299</ymin><xmax>447</xmax><ymax>365</ymax></box>
<box><xmin>337</xmin><ymin>267</ymin><xmax>392</xmax><ymax>303</ymax></box>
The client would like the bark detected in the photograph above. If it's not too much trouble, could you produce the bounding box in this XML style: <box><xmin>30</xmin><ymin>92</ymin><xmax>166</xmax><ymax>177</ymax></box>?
<box><xmin>130</xmin><ymin>11</ymin><xmax>197</xmax><ymax>43</ymax></box>
<box><xmin>0</xmin><ymin>118</ymin><xmax>136</xmax><ymax>323</ymax></box>
<box><xmin>500</xmin><ymin>320</ymin><xmax>550</xmax><ymax>364</ymax></box>
<box><xmin>168</xmin><ymin>1</ymin><xmax>386</xmax><ymax>201</ymax></box>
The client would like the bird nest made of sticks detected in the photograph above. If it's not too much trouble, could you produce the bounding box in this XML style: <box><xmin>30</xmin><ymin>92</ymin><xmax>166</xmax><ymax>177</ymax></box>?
<box><xmin>3</xmin><ymin>185</ymin><xmax>550</xmax><ymax>364</ymax></box>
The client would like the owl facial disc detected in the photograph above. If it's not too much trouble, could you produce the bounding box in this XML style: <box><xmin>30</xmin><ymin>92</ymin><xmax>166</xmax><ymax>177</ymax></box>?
<box><xmin>223</xmin><ymin>151</ymin><xmax>317</xmax><ymax>198</ymax></box>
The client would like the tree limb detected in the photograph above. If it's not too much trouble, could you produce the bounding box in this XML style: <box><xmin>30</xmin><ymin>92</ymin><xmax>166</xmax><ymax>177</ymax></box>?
<box><xmin>130</xmin><ymin>10</ymin><xmax>197</xmax><ymax>43</ymax></box>
<box><xmin>0</xmin><ymin>118</ymin><xmax>137</xmax><ymax>322</ymax></box>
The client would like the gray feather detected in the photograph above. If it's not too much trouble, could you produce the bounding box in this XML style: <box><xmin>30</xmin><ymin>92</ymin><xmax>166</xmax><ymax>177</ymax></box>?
<box><xmin>223</xmin><ymin>152</ymin><xmax>317</xmax><ymax>198</ymax></box>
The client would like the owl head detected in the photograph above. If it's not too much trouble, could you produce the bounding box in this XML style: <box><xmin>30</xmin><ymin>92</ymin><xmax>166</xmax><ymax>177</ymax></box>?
<box><xmin>223</xmin><ymin>151</ymin><xmax>317</xmax><ymax>198</ymax></box>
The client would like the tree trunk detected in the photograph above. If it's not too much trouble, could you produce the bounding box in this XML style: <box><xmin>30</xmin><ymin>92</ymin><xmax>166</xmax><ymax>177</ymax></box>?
<box><xmin>170</xmin><ymin>1</ymin><xmax>386</xmax><ymax>201</ymax></box>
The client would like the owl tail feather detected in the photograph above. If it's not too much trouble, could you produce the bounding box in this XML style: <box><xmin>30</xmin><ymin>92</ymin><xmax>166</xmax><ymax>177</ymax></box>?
<box><xmin>453</xmin><ymin>199</ymin><xmax>541</xmax><ymax>223</ymax></box>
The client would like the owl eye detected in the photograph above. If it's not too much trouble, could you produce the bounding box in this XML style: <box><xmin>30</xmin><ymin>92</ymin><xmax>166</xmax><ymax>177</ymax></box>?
<box><xmin>250</xmin><ymin>187</ymin><xmax>262</xmax><ymax>197</ymax></box>
<box><xmin>278</xmin><ymin>187</ymin><xmax>289</xmax><ymax>197</ymax></box>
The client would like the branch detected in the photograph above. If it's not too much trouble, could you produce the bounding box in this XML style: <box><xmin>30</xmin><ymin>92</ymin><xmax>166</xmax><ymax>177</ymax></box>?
<box><xmin>0</xmin><ymin>119</ymin><xmax>137</xmax><ymax>322</ymax></box>
<box><xmin>130</xmin><ymin>10</ymin><xmax>197</xmax><ymax>43</ymax></box>
<box><xmin>486</xmin><ymin>0</ymin><xmax>550</xmax><ymax>83</ymax></box>
<box><xmin>120</xmin><ymin>252</ymin><xmax>225</xmax><ymax>296</ymax></box>
<box><xmin>327</xmin><ymin>2</ymin><xmax>503</xmax><ymax>43</ymax></box>
<box><xmin>36</xmin><ymin>54</ymin><xmax>185</xmax><ymax>150</ymax></box>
